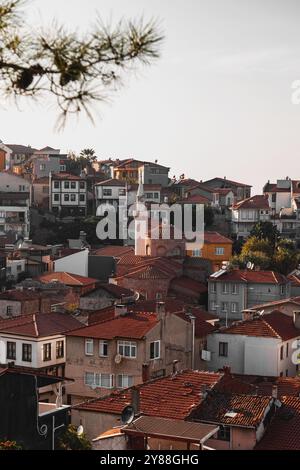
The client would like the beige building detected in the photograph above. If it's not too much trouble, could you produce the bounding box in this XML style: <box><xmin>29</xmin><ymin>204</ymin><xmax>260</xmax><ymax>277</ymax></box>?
<box><xmin>65</xmin><ymin>304</ymin><xmax>193</xmax><ymax>404</ymax></box>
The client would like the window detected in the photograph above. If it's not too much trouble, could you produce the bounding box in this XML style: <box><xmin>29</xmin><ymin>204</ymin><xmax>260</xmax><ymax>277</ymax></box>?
<box><xmin>54</xmin><ymin>181</ymin><xmax>60</xmax><ymax>189</ymax></box>
<box><xmin>286</xmin><ymin>369</ymin><xmax>288</xmax><ymax>377</ymax></box>
<box><xmin>103</xmin><ymin>188</ymin><xmax>112</xmax><ymax>196</ymax></box>
<box><xmin>280</xmin><ymin>372</ymin><xmax>283</xmax><ymax>377</ymax></box>
<box><xmin>84</xmin><ymin>372</ymin><xmax>113</xmax><ymax>388</ymax></box>
<box><xmin>231</xmin><ymin>284</ymin><xmax>238</xmax><ymax>294</ymax></box>
<box><xmin>145</xmin><ymin>192</ymin><xmax>153</xmax><ymax>199</ymax></box>
<box><xmin>17</xmin><ymin>265</ymin><xmax>22</xmax><ymax>272</ymax></box>
<box><xmin>221</xmin><ymin>302</ymin><xmax>228</xmax><ymax>312</ymax></box>
<box><xmin>54</xmin><ymin>194</ymin><xmax>60</xmax><ymax>202</ymax></box>
<box><xmin>70</xmin><ymin>194</ymin><xmax>76</xmax><ymax>202</ymax></box>
<box><xmin>85</xmin><ymin>339</ymin><xmax>94</xmax><ymax>356</ymax></box>
<box><xmin>99</xmin><ymin>340</ymin><xmax>108</xmax><ymax>357</ymax></box>
<box><xmin>222</xmin><ymin>283</ymin><xmax>229</xmax><ymax>294</ymax></box>
<box><xmin>117</xmin><ymin>374</ymin><xmax>134</xmax><ymax>388</ymax></box>
<box><xmin>118</xmin><ymin>341</ymin><xmax>137</xmax><ymax>358</ymax></box>
<box><xmin>150</xmin><ymin>340</ymin><xmax>160</xmax><ymax>359</ymax></box>
<box><xmin>119</xmin><ymin>189</ymin><xmax>126</xmax><ymax>196</ymax></box>
<box><xmin>80</xmin><ymin>181</ymin><xmax>85</xmax><ymax>189</ymax></box>
<box><xmin>64</xmin><ymin>181</ymin><xmax>70</xmax><ymax>189</ymax></box>
<box><xmin>64</xmin><ymin>194</ymin><xmax>70</xmax><ymax>201</ymax></box>
<box><xmin>192</xmin><ymin>249</ymin><xmax>202</xmax><ymax>257</ymax></box>
<box><xmin>6</xmin><ymin>305</ymin><xmax>13</xmax><ymax>316</ymax></box>
<box><xmin>215</xmin><ymin>247</ymin><xmax>225</xmax><ymax>255</ymax></box>
<box><xmin>272</xmin><ymin>193</ymin><xmax>276</xmax><ymax>203</ymax></box>
<box><xmin>219</xmin><ymin>342</ymin><xmax>228</xmax><ymax>357</ymax></box>
<box><xmin>7</xmin><ymin>341</ymin><xmax>16</xmax><ymax>360</ymax></box>
<box><xmin>22</xmin><ymin>343</ymin><xmax>32</xmax><ymax>362</ymax></box>
<box><xmin>210</xmin><ymin>283</ymin><xmax>216</xmax><ymax>293</ymax></box>
<box><xmin>280</xmin><ymin>345</ymin><xmax>284</xmax><ymax>360</ymax></box>
<box><xmin>42</xmin><ymin>186</ymin><xmax>48</xmax><ymax>194</ymax></box>
<box><xmin>280</xmin><ymin>285</ymin><xmax>285</xmax><ymax>295</ymax></box>
<box><xmin>39</xmin><ymin>164</ymin><xmax>46</xmax><ymax>171</ymax></box>
<box><xmin>154</xmin><ymin>192</ymin><xmax>159</xmax><ymax>199</ymax></box>
<box><xmin>60</xmin><ymin>165</ymin><xmax>66</xmax><ymax>172</ymax></box>
<box><xmin>210</xmin><ymin>301</ymin><xmax>217</xmax><ymax>311</ymax></box>
<box><xmin>71</xmin><ymin>181</ymin><xmax>76</xmax><ymax>189</ymax></box>
<box><xmin>217</xmin><ymin>425</ymin><xmax>231</xmax><ymax>442</ymax></box>
<box><xmin>43</xmin><ymin>343</ymin><xmax>51</xmax><ymax>361</ymax></box>
<box><xmin>286</xmin><ymin>343</ymin><xmax>289</xmax><ymax>358</ymax></box>
<box><xmin>231</xmin><ymin>302</ymin><xmax>238</xmax><ymax>313</ymax></box>
<box><xmin>56</xmin><ymin>341</ymin><xmax>64</xmax><ymax>359</ymax></box>
<box><xmin>79</xmin><ymin>194</ymin><xmax>85</xmax><ymax>202</ymax></box>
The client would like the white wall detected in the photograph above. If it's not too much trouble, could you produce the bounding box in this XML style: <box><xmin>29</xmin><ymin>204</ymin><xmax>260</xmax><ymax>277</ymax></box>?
<box><xmin>54</xmin><ymin>249</ymin><xmax>89</xmax><ymax>277</ymax></box>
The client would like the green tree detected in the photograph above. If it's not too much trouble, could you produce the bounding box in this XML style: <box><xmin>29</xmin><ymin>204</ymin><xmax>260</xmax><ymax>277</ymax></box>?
<box><xmin>57</xmin><ymin>425</ymin><xmax>91</xmax><ymax>451</ymax></box>
<box><xmin>80</xmin><ymin>148</ymin><xmax>96</xmax><ymax>161</ymax></box>
<box><xmin>250</xmin><ymin>221</ymin><xmax>280</xmax><ymax>248</ymax></box>
<box><xmin>0</xmin><ymin>1</ymin><xmax>163</xmax><ymax>125</ymax></box>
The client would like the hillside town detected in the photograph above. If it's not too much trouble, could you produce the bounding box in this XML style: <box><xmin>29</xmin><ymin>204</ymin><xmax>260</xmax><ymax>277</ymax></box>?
<box><xmin>0</xmin><ymin>143</ymin><xmax>299</xmax><ymax>450</ymax></box>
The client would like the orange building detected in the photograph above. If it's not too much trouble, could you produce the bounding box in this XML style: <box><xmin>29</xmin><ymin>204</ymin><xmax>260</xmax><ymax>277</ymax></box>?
<box><xmin>186</xmin><ymin>231</ymin><xmax>233</xmax><ymax>271</ymax></box>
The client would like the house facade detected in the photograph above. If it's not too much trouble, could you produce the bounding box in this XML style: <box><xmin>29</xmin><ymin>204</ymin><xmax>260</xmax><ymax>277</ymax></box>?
<box><xmin>230</xmin><ymin>195</ymin><xmax>271</xmax><ymax>240</ymax></box>
<box><xmin>0</xmin><ymin>172</ymin><xmax>30</xmax><ymax>238</ymax></box>
<box><xmin>65</xmin><ymin>305</ymin><xmax>193</xmax><ymax>404</ymax></box>
<box><xmin>208</xmin><ymin>269</ymin><xmax>290</xmax><ymax>322</ymax></box>
<box><xmin>206</xmin><ymin>311</ymin><xmax>300</xmax><ymax>377</ymax></box>
<box><xmin>49</xmin><ymin>173</ymin><xmax>87</xmax><ymax>217</ymax></box>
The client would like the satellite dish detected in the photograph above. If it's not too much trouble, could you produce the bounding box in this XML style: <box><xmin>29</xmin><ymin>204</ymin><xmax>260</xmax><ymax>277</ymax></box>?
<box><xmin>259</xmin><ymin>310</ymin><xmax>265</xmax><ymax>316</ymax></box>
<box><xmin>114</xmin><ymin>353</ymin><xmax>122</xmax><ymax>364</ymax></box>
<box><xmin>121</xmin><ymin>406</ymin><xmax>135</xmax><ymax>425</ymax></box>
<box><xmin>246</xmin><ymin>261</ymin><xmax>252</xmax><ymax>269</ymax></box>
<box><xmin>77</xmin><ymin>425</ymin><xmax>84</xmax><ymax>436</ymax></box>
<box><xmin>90</xmin><ymin>383</ymin><xmax>97</xmax><ymax>390</ymax></box>
<box><xmin>134</xmin><ymin>291</ymin><xmax>140</xmax><ymax>301</ymax></box>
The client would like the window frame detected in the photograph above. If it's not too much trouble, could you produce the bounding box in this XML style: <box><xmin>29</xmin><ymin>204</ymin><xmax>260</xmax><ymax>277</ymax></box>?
<box><xmin>6</xmin><ymin>341</ymin><xmax>16</xmax><ymax>360</ymax></box>
<box><xmin>99</xmin><ymin>340</ymin><xmax>108</xmax><ymax>357</ymax></box>
<box><xmin>118</xmin><ymin>340</ymin><xmax>137</xmax><ymax>358</ymax></box>
<box><xmin>150</xmin><ymin>340</ymin><xmax>160</xmax><ymax>360</ymax></box>
<box><xmin>22</xmin><ymin>343</ymin><xmax>32</xmax><ymax>362</ymax></box>
<box><xmin>85</xmin><ymin>338</ymin><xmax>94</xmax><ymax>356</ymax></box>
<box><xmin>219</xmin><ymin>342</ymin><xmax>228</xmax><ymax>357</ymax></box>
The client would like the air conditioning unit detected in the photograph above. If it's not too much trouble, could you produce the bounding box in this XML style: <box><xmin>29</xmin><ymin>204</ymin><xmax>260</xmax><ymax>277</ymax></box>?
<box><xmin>201</xmin><ymin>350</ymin><xmax>211</xmax><ymax>361</ymax></box>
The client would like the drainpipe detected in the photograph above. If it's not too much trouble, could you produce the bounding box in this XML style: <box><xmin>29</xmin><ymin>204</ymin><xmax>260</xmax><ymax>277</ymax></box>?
<box><xmin>188</xmin><ymin>314</ymin><xmax>196</xmax><ymax>370</ymax></box>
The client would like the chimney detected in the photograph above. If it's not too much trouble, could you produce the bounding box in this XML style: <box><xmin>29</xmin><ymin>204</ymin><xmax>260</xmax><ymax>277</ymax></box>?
<box><xmin>223</xmin><ymin>365</ymin><xmax>231</xmax><ymax>376</ymax></box>
<box><xmin>114</xmin><ymin>304</ymin><xmax>128</xmax><ymax>317</ymax></box>
<box><xmin>172</xmin><ymin>359</ymin><xmax>179</xmax><ymax>374</ymax></box>
<box><xmin>131</xmin><ymin>387</ymin><xmax>140</xmax><ymax>415</ymax></box>
<box><xmin>156</xmin><ymin>301</ymin><xmax>165</xmax><ymax>320</ymax></box>
<box><xmin>142</xmin><ymin>363</ymin><xmax>150</xmax><ymax>383</ymax></box>
<box><xmin>293</xmin><ymin>311</ymin><xmax>300</xmax><ymax>329</ymax></box>
<box><xmin>243</xmin><ymin>309</ymin><xmax>256</xmax><ymax>321</ymax></box>
<box><xmin>272</xmin><ymin>385</ymin><xmax>278</xmax><ymax>399</ymax></box>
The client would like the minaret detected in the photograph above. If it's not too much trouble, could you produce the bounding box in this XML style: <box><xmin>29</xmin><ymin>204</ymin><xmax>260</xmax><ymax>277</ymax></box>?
<box><xmin>134</xmin><ymin>170</ymin><xmax>147</xmax><ymax>255</ymax></box>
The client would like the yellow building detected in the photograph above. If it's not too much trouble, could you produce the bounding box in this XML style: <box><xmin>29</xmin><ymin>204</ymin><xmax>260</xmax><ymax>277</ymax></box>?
<box><xmin>187</xmin><ymin>231</ymin><xmax>233</xmax><ymax>272</ymax></box>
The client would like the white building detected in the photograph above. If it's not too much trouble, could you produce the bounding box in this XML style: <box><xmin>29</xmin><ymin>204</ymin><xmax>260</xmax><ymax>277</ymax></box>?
<box><xmin>0</xmin><ymin>172</ymin><xmax>30</xmax><ymax>238</ymax></box>
<box><xmin>6</xmin><ymin>258</ymin><xmax>26</xmax><ymax>282</ymax></box>
<box><xmin>206</xmin><ymin>311</ymin><xmax>300</xmax><ymax>377</ymax></box>
<box><xmin>0</xmin><ymin>313</ymin><xmax>82</xmax><ymax>375</ymax></box>
<box><xmin>49</xmin><ymin>173</ymin><xmax>87</xmax><ymax>217</ymax></box>
<box><xmin>230</xmin><ymin>195</ymin><xmax>271</xmax><ymax>240</ymax></box>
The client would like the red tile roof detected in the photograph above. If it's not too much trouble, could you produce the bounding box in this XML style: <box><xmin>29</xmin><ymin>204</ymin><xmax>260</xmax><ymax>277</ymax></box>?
<box><xmin>74</xmin><ymin>370</ymin><xmax>224</xmax><ymax>419</ymax></box>
<box><xmin>120</xmin><ymin>264</ymin><xmax>171</xmax><ymax>280</ymax></box>
<box><xmin>251</xmin><ymin>296</ymin><xmax>300</xmax><ymax>309</ymax></box>
<box><xmin>179</xmin><ymin>194</ymin><xmax>210</xmax><ymax>205</ymax></box>
<box><xmin>88</xmin><ymin>306</ymin><xmax>116</xmax><ymax>325</ymax></box>
<box><xmin>85</xmin><ymin>283</ymin><xmax>134</xmax><ymax>298</ymax></box>
<box><xmin>175</xmin><ymin>311</ymin><xmax>217</xmax><ymax>337</ymax></box>
<box><xmin>204</xmin><ymin>231</ymin><xmax>233</xmax><ymax>244</ymax></box>
<box><xmin>204</xmin><ymin>177</ymin><xmax>252</xmax><ymax>188</ymax></box>
<box><xmin>288</xmin><ymin>273</ymin><xmax>300</xmax><ymax>287</ymax></box>
<box><xmin>232</xmin><ymin>194</ymin><xmax>269</xmax><ymax>210</ymax></box>
<box><xmin>220</xmin><ymin>311</ymin><xmax>300</xmax><ymax>340</ymax></box>
<box><xmin>37</xmin><ymin>272</ymin><xmax>98</xmax><ymax>286</ymax></box>
<box><xmin>192</xmin><ymin>393</ymin><xmax>272</xmax><ymax>428</ymax></box>
<box><xmin>93</xmin><ymin>246</ymin><xmax>134</xmax><ymax>257</ymax></box>
<box><xmin>170</xmin><ymin>276</ymin><xmax>208</xmax><ymax>295</ymax></box>
<box><xmin>255</xmin><ymin>396</ymin><xmax>300</xmax><ymax>450</ymax></box>
<box><xmin>210</xmin><ymin>269</ymin><xmax>288</xmax><ymax>284</ymax></box>
<box><xmin>95</xmin><ymin>178</ymin><xmax>126</xmax><ymax>187</ymax></box>
<box><xmin>0</xmin><ymin>313</ymin><xmax>82</xmax><ymax>338</ymax></box>
<box><xmin>51</xmin><ymin>172</ymin><xmax>83</xmax><ymax>181</ymax></box>
<box><xmin>67</xmin><ymin>311</ymin><xmax>158</xmax><ymax>340</ymax></box>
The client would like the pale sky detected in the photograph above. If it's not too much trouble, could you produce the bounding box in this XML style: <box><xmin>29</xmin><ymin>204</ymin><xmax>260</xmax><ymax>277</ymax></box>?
<box><xmin>1</xmin><ymin>0</ymin><xmax>300</xmax><ymax>194</ymax></box>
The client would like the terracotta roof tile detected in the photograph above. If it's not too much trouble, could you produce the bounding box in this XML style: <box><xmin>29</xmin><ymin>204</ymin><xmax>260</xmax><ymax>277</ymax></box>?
<box><xmin>220</xmin><ymin>311</ymin><xmax>300</xmax><ymax>340</ymax></box>
<box><xmin>192</xmin><ymin>393</ymin><xmax>271</xmax><ymax>428</ymax></box>
<box><xmin>204</xmin><ymin>231</ymin><xmax>233</xmax><ymax>244</ymax></box>
<box><xmin>67</xmin><ymin>311</ymin><xmax>158</xmax><ymax>339</ymax></box>
<box><xmin>74</xmin><ymin>370</ymin><xmax>224</xmax><ymax>419</ymax></box>
<box><xmin>0</xmin><ymin>313</ymin><xmax>82</xmax><ymax>337</ymax></box>
<box><xmin>37</xmin><ymin>272</ymin><xmax>98</xmax><ymax>286</ymax></box>
<box><xmin>255</xmin><ymin>396</ymin><xmax>300</xmax><ymax>450</ymax></box>
<box><xmin>210</xmin><ymin>269</ymin><xmax>288</xmax><ymax>284</ymax></box>
<box><xmin>232</xmin><ymin>194</ymin><xmax>269</xmax><ymax>210</ymax></box>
